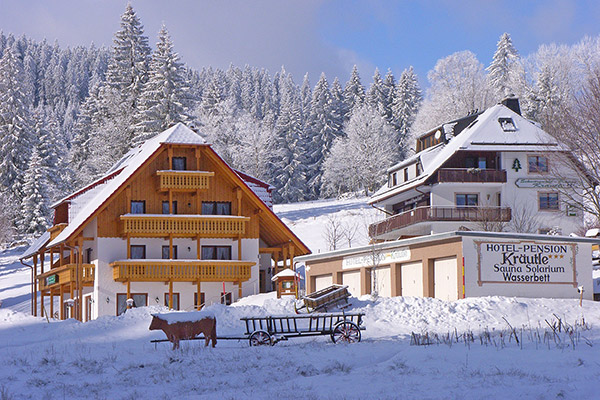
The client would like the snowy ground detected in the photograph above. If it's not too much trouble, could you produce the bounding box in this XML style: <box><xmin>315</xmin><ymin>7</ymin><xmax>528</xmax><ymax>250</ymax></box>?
<box><xmin>1</xmin><ymin>197</ymin><xmax>600</xmax><ymax>399</ymax></box>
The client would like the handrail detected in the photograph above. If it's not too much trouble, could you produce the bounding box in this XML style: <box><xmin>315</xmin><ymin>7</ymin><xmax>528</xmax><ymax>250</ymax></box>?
<box><xmin>111</xmin><ymin>259</ymin><xmax>254</xmax><ymax>282</ymax></box>
<box><xmin>369</xmin><ymin>206</ymin><xmax>512</xmax><ymax>237</ymax></box>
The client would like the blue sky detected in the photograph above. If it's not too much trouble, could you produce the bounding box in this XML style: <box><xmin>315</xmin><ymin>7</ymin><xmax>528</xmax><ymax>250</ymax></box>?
<box><xmin>0</xmin><ymin>0</ymin><xmax>598</xmax><ymax>87</ymax></box>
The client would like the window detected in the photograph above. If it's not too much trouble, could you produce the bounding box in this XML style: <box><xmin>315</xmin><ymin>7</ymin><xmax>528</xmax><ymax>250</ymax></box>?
<box><xmin>130</xmin><ymin>245</ymin><xmax>146</xmax><ymax>259</ymax></box>
<box><xmin>130</xmin><ymin>200</ymin><xmax>145</xmax><ymax>214</ymax></box>
<box><xmin>164</xmin><ymin>293</ymin><xmax>180</xmax><ymax>310</ymax></box>
<box><xmin>194</xmin><ymin>292</ymin><xmax>206</xmax><ymax>309</ymax></box>
<box><xmin>390</xmin><ymin>173</ymin><xmax>397</xmax><ymax>187</ymax></box>
<box><xmin>539</xmin><ymin>192</ymin><xmax>559</xmax><ymax>210</ymax></box>
<box><xmin>282</xmin><ymin>281</ymin><xmax>294</xmax><ymax>290</ymax></box>
<box><xmin>403</xmin><ymin>168</ymin><xmax>409</xmax><ymax>182</ymax></box>
<box><xmin>456</xmin><ymin>194</ymin><xmax>478</xmax><ymax>207</ymax></box>
<box><xmin>221</xmin><ymin>292</ymin><xmax>232</xmax><ymax>305</ymax></box>
<box><xmin>162</xmin><ymin>245</ymin><xmax>177</xmax><ymax>259</ymax></box>
<box><xmin>116</xmin><ymin>293</ymin><xmax>147</xmax><ymax>316</ymax></box>
<box><xmin>85</xmin><ymin>248</ymin><xmax>92</xmax><ymax>264</ymax></box>
<box><xmin>498</xmin><ymin>117</ymin><xmax>517</xmax><ymax>132</ymax></box>
<box><xmin>201</xmin><ymin>201</ymin><xmax>231</xmax><ymax>215</ymax></box>
<box><xmin>201</xmin><ymin>246</ymin><xmax>232</xmax><ymax>260</ymax></box>
<box><xmin>466</xmin><ymin>156</ymin><xmax>486</xmax><ymax>169</ymax></box>
<box><xmin>162</xmin><ymin>201</ymin><xmax>177</xmax><ymax>214</ymax></box>
<box><xmin>172</xmin><ymin>157</ymin><xmax>186</xmax><ymax>171</ymax></box>
<box><xmin>528</xmin><ymin>156</ymin><xmax>548</xmax><ymax>173</ymax></box>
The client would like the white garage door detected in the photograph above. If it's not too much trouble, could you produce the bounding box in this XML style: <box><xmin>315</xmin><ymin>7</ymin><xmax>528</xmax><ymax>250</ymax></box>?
<box><xmin>434</xmin><ymin>257</ymin><xmax>458</xmax><ymax>301</ymax></box>
<box><xmin>373</xmin><ymin>267</ymin><xmax>391</xmax><ymax>297</ymax></box>
<box><xmin>342</xmin><ymin>271</ymin><xmax>361</xmax><ymax>297</ymax></box>
<box><xmin>314</xmin><ymin>274</ymin><xmax>333</xmax><ymax>292</ymax></box>
<box><xmin>401</xmin><ymin>262</ymin><xmax>423</xmax><ymax>297</ymax></box>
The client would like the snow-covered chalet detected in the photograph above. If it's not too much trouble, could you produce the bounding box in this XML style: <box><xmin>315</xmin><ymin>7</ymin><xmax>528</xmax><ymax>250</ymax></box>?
<box><xmin>21</xmin><ymin>123</ymin><xmax>310</xmax><ymax>321</ymax></box>
<box><xmin>369</xmin><ymin>97</ymin><xmax>585</xmax><ymax>240</ymax></box>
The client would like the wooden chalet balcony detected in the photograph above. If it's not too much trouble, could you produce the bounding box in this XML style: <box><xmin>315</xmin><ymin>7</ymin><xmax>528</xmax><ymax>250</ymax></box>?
<box><xmin>369</xmin><ymin>206</ymin><xmax>512</xmax><ymax>238</ymax></box>
<box><xmin>436</xmin><ymin>168</ymin><xmax>507</xmax><ymax>183</ymax></box>
<box><xmin>156</xmin><ymin>170</ymin><xmax>214</xmax><ymax>192</ymax></box>
<box><xmin>120</xmin><ymin>214</ymin><xmax>250</xmax><ymax>238</ymax></box>
<box><xmin>111</xmin><ymin>260</ymin><xmax>254</xmax><ymax>282</ymax></box>
<box><xmin>38</xmin><ymin>263</ymin><xmax>95</xmax><ymax>292</ymax></box>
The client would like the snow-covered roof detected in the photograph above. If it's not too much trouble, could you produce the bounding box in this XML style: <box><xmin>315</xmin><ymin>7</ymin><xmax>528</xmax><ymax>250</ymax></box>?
<box><xmin>20</xmin><ymin>231</ymin><xmax>50</xmax><ymax>259</ymax></box>
<box><xmin>271</xmin><ymin>268</ymin><xmax>303</xmax><ymax>281</ymax></box>
<box><xmin>370</xmin><ymin>103</ymin><xmax>563</xmax><ymax>204</ymax></box>
<box><xmin>234</xmin><ymin>170</ymin><xmax>273</xmax><ymax>209</ymax></box>
<box><xmin>48</xmin><ymin>123</ymin><xmax>207</xmax><ymax>247</ymax></box>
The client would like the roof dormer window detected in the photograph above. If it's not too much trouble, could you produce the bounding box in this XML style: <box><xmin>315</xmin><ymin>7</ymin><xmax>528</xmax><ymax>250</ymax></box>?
<box><xmin>498</xmin><ymin>117</ymin><xmax>516</xmax><ymax>132</ymax></box>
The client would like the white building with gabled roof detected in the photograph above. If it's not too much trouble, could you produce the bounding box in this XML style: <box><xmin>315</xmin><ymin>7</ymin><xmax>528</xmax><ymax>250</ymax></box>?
<box><xmin>369</xmin><ymin>98</ymin><xmax>585</xmax><ymax>241</ymax></box>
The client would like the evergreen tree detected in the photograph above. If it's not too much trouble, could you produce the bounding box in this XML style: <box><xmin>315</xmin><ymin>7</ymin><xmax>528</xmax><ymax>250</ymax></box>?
<box><xmin>0</xmin><ymin>44</ymin><xmax>33</xmax><ymax>201</ymax></box>
<box><xmin>367</xmin><ymin>68</ymin><xmax>386</xmax><ymax>114</ymax></box>
<box><xmin>392</xmin><ymin>66</ymin><xmax>422</xmax><ymax>156</ymax></box>
<box><xmin>487</xmin><ymin>32</ymin><xmax>520</xmax><ymax>100</ymax></box>
<box><xmin>305</xmin><ymin>73</ymin><xmax>340</xmax><ymax>198</ymax></box>
<box><xmin>330</xmin><ymin>77</ymin><xmax>345</xmax><ymax>138</ymax></box>
<box><xmin>134</xmin><ymin>25</ymin><xmax>190</xmax><ymax>143</ymax></box>
<box><xmin>343</xmin><ymin>65</ymin><xmax>365</xmax><ymax>120</ymax></box>
<box><xmin>272</xmin><ymin>73</ymin><xmax>306</xmax><ymax>202</ymax></box>
<box><xmin>383</xmin><ymin>69</ymin><xmax>396</xmax><ymax>125</ymax></box>
<box><xmin>19</xmin><ymin>148</ymin><xmax>50</xmax><ymax>235</ymax></box>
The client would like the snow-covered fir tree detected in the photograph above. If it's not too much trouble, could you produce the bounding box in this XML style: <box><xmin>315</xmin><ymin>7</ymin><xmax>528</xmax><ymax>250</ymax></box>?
<box><xmin>306</xmin><ymin>73</ymin><xmax>339</xmax><ymax>198</ymax></box>
<box><xmin>134</xmin><ymin>25</ymin><xmax>191</xmax><ymax>143</ymax></box>
<box><xmin>487</xmin><ymin>32</ymin><xmax>520</xmax><ymax>101</ymax></box>
<box><xmin>392</xmin><ymin>66</ymin><xmax>422</xmax><ymax>155</ymax></box>
<box><xmin>19</xmin><ymin>148</ymin><xmax>50</xmax><ymax>235</ymax></box>
<box><xmin>343</xmin><ymin>65</ymin><xmax>365</xmax><ymax>121</ymax></box>
<box><xmin>272</xmin><ymin>73</ymin><xmax>306</xmax><ymax>203</ymax></box>
<box><xmin>367</xmin><ymin>68</ymin><xmax>387</xmax><ymax>117</ymax></box>
<box><xmin>0</xmin><ymin>43</ymin><xmax>33</xmax><ymax>202</ymax></box>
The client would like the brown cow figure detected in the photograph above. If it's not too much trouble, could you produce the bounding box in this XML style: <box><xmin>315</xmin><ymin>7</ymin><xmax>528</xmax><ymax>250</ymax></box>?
<box><xmin>149</xmin><ymin>314</ymin><xmax>217</xmax><ymax>350</ymax></box>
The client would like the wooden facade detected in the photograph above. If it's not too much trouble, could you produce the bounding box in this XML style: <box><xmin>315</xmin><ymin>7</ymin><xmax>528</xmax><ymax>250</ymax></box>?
<box><xmin>22</xmin><ymin>124</ymin><xmax>310</xmax><ymax>321</ymax></box>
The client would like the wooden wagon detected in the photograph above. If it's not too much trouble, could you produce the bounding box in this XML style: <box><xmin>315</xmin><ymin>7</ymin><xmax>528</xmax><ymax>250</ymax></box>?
<box><xmin>242</xmin><ymin>311</ymin><xmax>365</xmax><ymax>346</ymax></box>
<box><xmin>295</xmin><ymin>284</ymin><xmax>351</xmax><ymax>313</ymax></box>
<box><xmin>151</xmin><ymin>311</ymin><xmax>366</xmax><ymax>348</ymax></box>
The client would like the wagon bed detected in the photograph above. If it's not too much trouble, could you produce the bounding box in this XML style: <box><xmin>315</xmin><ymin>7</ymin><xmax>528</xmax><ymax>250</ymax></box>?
<box><xmin>295</xmin><ymin>284</ymin><xmax>351</xmax><ymax>313</ymax></box>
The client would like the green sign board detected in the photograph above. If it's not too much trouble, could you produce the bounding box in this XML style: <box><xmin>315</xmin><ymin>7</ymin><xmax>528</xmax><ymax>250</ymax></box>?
<box><xmin>46</xmin><ymin>274</ymin><xmax>57</xmax><ymax>286</ymax></box>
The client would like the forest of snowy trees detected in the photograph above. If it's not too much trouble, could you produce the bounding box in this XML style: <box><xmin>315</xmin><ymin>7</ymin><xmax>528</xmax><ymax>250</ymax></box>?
<box><xmin>2</xmin><ymin>4</ymin><xmax>600</xmax><ymax>242</ymax></box>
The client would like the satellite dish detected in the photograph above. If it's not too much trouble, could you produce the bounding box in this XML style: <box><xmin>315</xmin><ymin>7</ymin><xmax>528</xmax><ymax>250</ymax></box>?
<box><xmin>434</xmin><ymin>130</ymin><xmax>441</xmax><ymax>140</ymax></box>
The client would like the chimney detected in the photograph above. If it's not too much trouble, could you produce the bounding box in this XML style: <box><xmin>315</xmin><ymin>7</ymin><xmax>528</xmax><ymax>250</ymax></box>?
<box><xmin>501</xmin><ymin>96</ymin><xmax>521</xmax><ymax>115</ymax></box>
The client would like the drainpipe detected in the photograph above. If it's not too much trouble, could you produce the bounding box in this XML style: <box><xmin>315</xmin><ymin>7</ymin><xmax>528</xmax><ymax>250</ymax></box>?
<box><xmin>19</xmin><ymin>258</ymin><xmax>35</xmax><ymax>316</ymax></box>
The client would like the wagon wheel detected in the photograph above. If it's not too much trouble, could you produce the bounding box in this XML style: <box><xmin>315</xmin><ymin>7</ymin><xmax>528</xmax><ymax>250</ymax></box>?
<box><xmin>249</xmin><ymin>330</ymin><xmax>273</xmax><ymax>346</ymax></box>
<box><xmin>330</xmin><ymin>321</ymin><xmax>361</xmax><ymax>344</ymax></box>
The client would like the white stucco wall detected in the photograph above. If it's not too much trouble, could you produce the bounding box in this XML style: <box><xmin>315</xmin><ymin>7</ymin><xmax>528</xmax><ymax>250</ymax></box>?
<box><xmin>93</xmin><ymin>236</ymin><xmax>260</xmax><ymax>318</ymax></box>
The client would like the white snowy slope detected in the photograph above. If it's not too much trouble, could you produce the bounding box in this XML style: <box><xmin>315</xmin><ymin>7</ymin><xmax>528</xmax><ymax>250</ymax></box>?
<box><xmin>0</xmin><ymin>198</ymin><xmax>599</xmax><ymax>400</ymax></box>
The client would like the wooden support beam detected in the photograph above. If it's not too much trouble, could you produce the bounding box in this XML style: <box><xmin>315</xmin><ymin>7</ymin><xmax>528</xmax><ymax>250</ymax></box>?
<box><xmin>78</xmin><ymin>237</ymin><xmax>83</xmax><ymax>321</ymax></box>
<box><xmin>50</xmin><ymin>292</ymin><xmax>54</xmax><ymax>319</ymax></box>
<box><xmin>169</xmin><ymin>280</ymin><xmax>174</xmax><ymax>310</ymax></box>
<box><xmin>126</xmin><ymin>281</ymin><xmax>131</xmax><ymax>309</ymax></box>
<box><xmin>169</xmin><ymin>235</ymin><xmax>173</xmax><ymax>259</ymax></box>
<box><xmin>238</xmin><ymin>235</ymin><xmax>242</xmax><ymax>261</ymax></box>
<box><xmin>259</xmin><ymin>247</ymin><xmax>283</xmax><ymax>253</ymax></box>
<box><xmin>238</xmin><ymin>282</ymin><xmax>242</xmax><ymax>298</ymax></box>
<box><xmin>33</xmin><ymin>254</ymin><xmax>38</xmax><ymax>317</ymax></box>
<box><xmin>196</xmin><ymin>280</ymin><xmax>201</xmax><ymax>310</ymax></box>
<box><xmin>40</xmin><ymin>292</ymin><xmax>44</xmax><ymax>318</ymax></box>
<box><xmin>127</xmin><ymin>235</ymin><xmax>131</xmax><ymax>259</ymax></box>
<box><xmin>236</xmin><ymin>187</ymin><xmax>242</xmax><ymax>216</ymax></box>
<box><xmin>60</xmin><ymin>284</ymin><xmax>64</xmax><ymax>320</ymax></box>
<box><xmin>60</xmin><ymin>245</ymin><xmax>64</xmax><ymax>267</ymax></box>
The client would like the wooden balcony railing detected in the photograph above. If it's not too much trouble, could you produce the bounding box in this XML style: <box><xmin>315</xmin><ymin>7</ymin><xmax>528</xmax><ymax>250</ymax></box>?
<box><xmin>38</xmin><ymin>263</ymin><xmax>95</xmax><ymax>291</ymax></box>
<box><xmin>121</xmin><ymin>214</ymin><xmax>250</xmax><ymax>238</ymax></box>
<box><xmin>369</xmin><ymin>206</ymin><xmax>512</xmax><ymax>238</ymax></box>
<box><xmin>110</xmin><ymin>260</ymin><xmax>254</xmax><ymax>282</ymax></box>
<box><xmin>436</xmin><ymin>168</ymin><xmax>507</xmax><ymax>183</ymax></box>
<box><xmin>156</xmin><ymin>170</ymin><xmax>214</xmax><ymax>191</ymax></box>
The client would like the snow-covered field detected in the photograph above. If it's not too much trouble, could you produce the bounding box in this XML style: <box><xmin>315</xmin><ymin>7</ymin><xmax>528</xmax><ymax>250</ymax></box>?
<box><xmin>1</xmin><ymin>197</ymin><xmax>600</xmax><ymax>399</ymax></box>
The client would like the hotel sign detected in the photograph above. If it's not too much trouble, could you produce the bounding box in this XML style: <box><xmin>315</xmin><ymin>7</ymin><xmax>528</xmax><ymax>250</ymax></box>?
<box><xmin>342</xmin><ymin>247</ymin><xmax>411</xmax><ymax>270</ymax></box>
<box><xmin>475</xmin><ymin>241</ymin><xmax>577</xmax><ymax>286</ymax></box>
<box><xmin>515</xmin><ymin>178</ymin><xmax>577</xmax><ymax>188</ymax></box>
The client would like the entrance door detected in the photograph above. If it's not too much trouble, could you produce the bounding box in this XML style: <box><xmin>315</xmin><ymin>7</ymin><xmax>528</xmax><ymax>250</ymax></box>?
<box><xmin>342</xmin><ymin>271</ymin><xmax>361</xmax><ymax>297</ymax></box>
<box><xmin>401</xmin><ymin>262</ymin><xmax>423</xmax><ymax>297</ymax></box>
<box><xmin>434</xmin><ymin>257</ymin><xmax>458</xmax><ymax>301</ymax></box>
<box><xmin>373</xmin><ymin>267</ymin><xmax>391</xmax><ymax>297</ymax></box>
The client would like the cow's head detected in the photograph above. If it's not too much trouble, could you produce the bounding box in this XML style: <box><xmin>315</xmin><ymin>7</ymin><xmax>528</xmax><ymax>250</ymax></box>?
<box><xmin>149</xmin><ymin>315</ymin><xmax>166</xmax><ymax>331</ymax></box>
